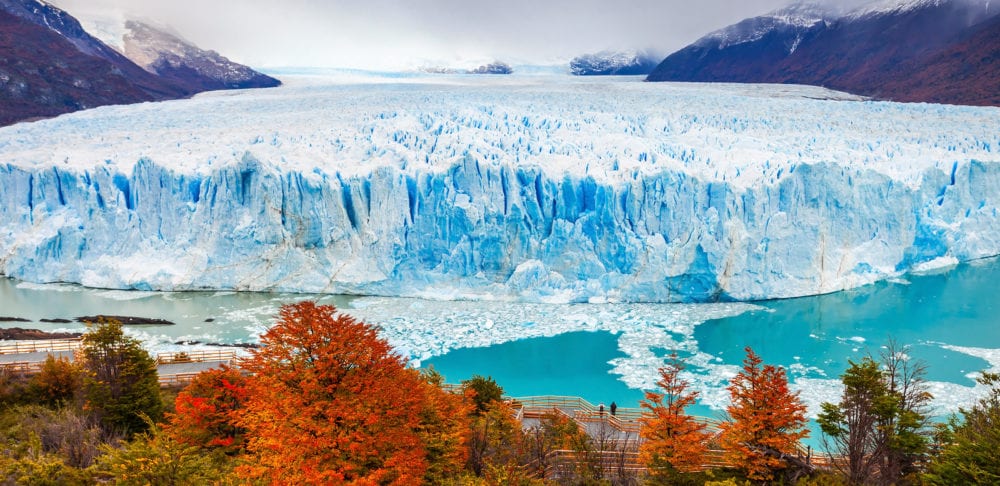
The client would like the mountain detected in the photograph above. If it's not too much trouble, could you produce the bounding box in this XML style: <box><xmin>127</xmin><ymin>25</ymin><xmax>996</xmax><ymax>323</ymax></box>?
<box><xmin>0</xmin><ymin>0</ymin><xmax>278</xmax><ymax>126</ymax></box>
<box><xmin>647</xmin><ymin>0</ymin><xmax>1000</xmax><ymax>106</ymax></box>
<box><xmin>120</xmin><ymin>21</ymin><xmax>280</xmax><ymax>92</ymax></box>
<box><xmin>569</xmin><ymin>50</ymin><xmax>660</xmax><ymax>76</ymax></box>
<box><xmin>874</xmin><ymin>11</ymin><xmax>1000</xmax><ymax>105</ymax></box>
<box><xmin>1</xmin><ymin>77</ymin><xmax>997</xmax><ymax>303</ymax></box>
<box><xmin>647</xmin><ymin>3</ymin><xmax>836</xmax><ymax>82</ymax></box>
<box><xmin>422</xmin><ymin>61</ymin><xmax>513</xmax><ymax>75</ymax></box>
<box><xmin>0</xmin><ymin>2</ymin><xmax>182</xmax><ymax>126</ymax></box>
<box><xmin>466</xmin><ymin>61</ymin><xmax>513</xmax><ymax>74</ymax></box>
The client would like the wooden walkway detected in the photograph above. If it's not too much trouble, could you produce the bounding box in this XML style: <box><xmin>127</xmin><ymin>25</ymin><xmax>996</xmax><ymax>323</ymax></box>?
<box><xmin>506</xmin><ymin>394</ymin><xmax>832</xmax><ymax>476</ymax></box>
<box><xmin>0</xmin><ymin>338</ymin><xmax>236</xmax><ymax>386</ymax></box>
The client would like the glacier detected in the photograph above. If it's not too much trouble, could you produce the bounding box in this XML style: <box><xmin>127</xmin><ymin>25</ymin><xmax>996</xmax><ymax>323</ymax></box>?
<box><xmin>1</xmin><ymin>73</ymin><xmax>999</xmax><ymax>303</ymax></box>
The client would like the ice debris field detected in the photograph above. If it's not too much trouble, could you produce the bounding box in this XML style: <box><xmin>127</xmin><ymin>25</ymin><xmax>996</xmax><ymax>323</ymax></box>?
<box><xmin>1</xmin><ymin>73</ymin><xmax>999</xmax><ymax>303</ymax></box>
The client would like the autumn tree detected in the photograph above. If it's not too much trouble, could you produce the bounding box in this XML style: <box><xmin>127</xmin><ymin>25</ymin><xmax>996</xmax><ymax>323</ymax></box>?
<box><xmin>79</xmin><ymin>318</ymin><xmax>162</xmax><ymax>436</ymax></box>
<box><xmin>639</xmin><ymin>354</ymin><xmax>710</xmax><ymax>483</ymax></box>
<box><xmin>466</xmin><ymin>400</ymin><xmax>537</xmax><ymax>484</ymax></box>
<box><xmin>28</xmin><ymin>355</ymin><xmax>84</xmax><ymax>408</ymax></box>
<box><xmin>165</xmin><ymin>365</ymin><xmax>248</xmax><ymax>455</ymax></box>
<box><xmin>523</xmin><ymin>409</ymin><xmax>593</xmax><ymax>481</ymax></box>
<box><xmin>925</xmin><ymin>372</ymin><xmax>1000</xmax><ymax>484</ymax></box>
<box><xmin>720</xmin><ymin>347</ymin><xmax>809</xmax><ymax>482</ymax></box>
<box><xmin>416</xmin><ymin>367</ymin><xmax>473</xmax><ymax>484</ymax></box>
<box><xmin>236</xmin><ymin>301</ymin><xmax>443</xmax><ymax>484</ymax></box>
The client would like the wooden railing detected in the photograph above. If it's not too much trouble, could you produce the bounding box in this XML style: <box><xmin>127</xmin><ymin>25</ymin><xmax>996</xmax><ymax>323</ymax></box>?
<box><xmin>511</xmin><ymin>395</ymin><xmax>648</xmax><ymax>434</ymax></box>
<box><xmin>158</xmin><ymin>372</ymin><xmax>204</xmax><ymax>387</ymax></box>
<box><xmin>0</xmin><ymin>338</ymin><xmax>81</xmax><ymax>355</ymax></box>
<box><xmin>156</xmin><ymin>349</ymin><xmax>237</xmax><ymax>365</ymax></box>
<box><xmin>0</xmin><ymin>361</ymin><xmax>45</xmax><ymax>373</ymax></box>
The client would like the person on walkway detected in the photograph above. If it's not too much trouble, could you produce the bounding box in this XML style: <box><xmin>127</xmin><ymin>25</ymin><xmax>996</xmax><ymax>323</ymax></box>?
<box><xmin>599</xmin><ymin>403</ymin><xmax>605</xmax><ymax>415</ymax></box>
<box><xmin>610</xmin><ymin>401</ymin><xmax>617</xmax><ymax>416</ymax></box>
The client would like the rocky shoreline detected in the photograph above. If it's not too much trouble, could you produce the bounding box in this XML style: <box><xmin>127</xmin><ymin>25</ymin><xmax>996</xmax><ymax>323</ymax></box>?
<box><xmin>0</xmin><ymin>315</ymin><xmax>176</xmax><ymax>326</ymax></box>
<box><xmin>0</xmin><ymin>327</ymin><xmax>83</xmax><ymax>340</ymax></box>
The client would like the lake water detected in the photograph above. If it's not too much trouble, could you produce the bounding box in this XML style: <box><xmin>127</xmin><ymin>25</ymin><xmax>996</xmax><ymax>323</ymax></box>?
<box><xmin>2</xmin><ymin>257</ymin><xmax>998</xmax><ymax>422</ymax></box>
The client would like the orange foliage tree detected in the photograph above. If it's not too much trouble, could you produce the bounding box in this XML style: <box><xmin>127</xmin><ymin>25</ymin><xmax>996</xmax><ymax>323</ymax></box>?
<box><xmin>720</xmin><ymin>347</ymin><xmax>809</xmax><ymax>482</ymax></box>
<box><xmin>416</xmin><ymin>367</ymin><xmax>472</xmax><ymax>484</ymax></box>
<box><xmin>235</xmin><ymin>301</ymin><xmax>465</xmax><ymax>484</ymax></box>
<box><xmin>165</xmin><ymin>365</ymin><xmax>248</xmax><ymax>455</ymax></box>
<box><xmin>639</xmin><ymin>354</ymin><xmax>710</xmax><ymax>477</ymax></box>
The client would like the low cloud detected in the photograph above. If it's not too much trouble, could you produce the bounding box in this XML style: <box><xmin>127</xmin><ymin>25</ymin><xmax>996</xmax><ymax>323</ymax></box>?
<box><xmin>52</xmin><ymin>0</ymin><xmax>799</xmax><ymax>69</ymax></box>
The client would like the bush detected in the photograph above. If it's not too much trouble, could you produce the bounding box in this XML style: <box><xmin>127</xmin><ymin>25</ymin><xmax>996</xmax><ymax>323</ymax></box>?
<box><xmin>93</xmin><ymin>420</ymin><xmax>232</xmax><ymax>485</ymax></box>
<box><xmin>29</xmin><ymin>355</ymin><xmax>84</xmax><ymax>408</ymax></box>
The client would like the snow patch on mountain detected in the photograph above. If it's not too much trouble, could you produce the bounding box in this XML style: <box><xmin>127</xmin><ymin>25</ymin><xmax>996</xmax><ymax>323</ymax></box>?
<box><xmin>569</xmin><ymin>50</ymin><xmax>659</xmax><ymax>76</ymax></box>
<box><xmin>700</xmin><ymin>2</ymin><xmax>835</xmax><ymax>49</ymax></box>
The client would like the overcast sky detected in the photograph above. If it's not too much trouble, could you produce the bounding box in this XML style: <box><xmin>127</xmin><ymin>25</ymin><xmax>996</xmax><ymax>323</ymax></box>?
<box><xmin>51</xmin><ymin>0</ymin><xmax>816</xmax><ymax>70</ymax></box>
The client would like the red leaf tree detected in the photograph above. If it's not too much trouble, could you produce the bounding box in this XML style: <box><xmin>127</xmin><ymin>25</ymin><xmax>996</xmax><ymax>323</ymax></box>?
<box><xmin>165</xmin><ymin>365</ymin><xmax>248</xmax><ymax>455</ymax></box>
<box><xmin>720</xmin><ymin>347</ymin><xmax>809</xmax><ymax>482</ymax></box>
<box><xmin>235</xmin><ymin>302</ymin><xmax>442</xmax><ymax>484</ymax></box>
<box><xmin>639</xmin><ymin>354</ymin><xmax>710</xmax><ymax>476</ymax></box>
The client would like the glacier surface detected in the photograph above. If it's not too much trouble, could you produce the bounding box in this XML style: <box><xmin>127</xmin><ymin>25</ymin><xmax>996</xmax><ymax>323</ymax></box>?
<box><xmin>1</xmin><ymin>73</ymin><xmax>999</xmax><ymax>303</ymax></box>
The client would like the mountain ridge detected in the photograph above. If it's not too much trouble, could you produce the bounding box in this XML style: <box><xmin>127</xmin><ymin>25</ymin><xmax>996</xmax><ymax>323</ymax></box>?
<box><xmin>0</xmin><ymin>0</ymin><xmax>279</xmax><ymax>126</ymax></box>
<box><xmin>647</xmin><ymin>0</ymin><xmax>1000</xmax><ymax>106</ymax></box>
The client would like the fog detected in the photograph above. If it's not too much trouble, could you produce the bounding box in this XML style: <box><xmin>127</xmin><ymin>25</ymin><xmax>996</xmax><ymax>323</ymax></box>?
<box><xmin>49</xmin><ymin>0</ymin><xmax>871</xmax><ymax>70</ymax></box>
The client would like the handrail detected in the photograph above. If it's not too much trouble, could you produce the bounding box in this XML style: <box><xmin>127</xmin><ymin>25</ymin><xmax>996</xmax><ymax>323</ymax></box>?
<box><xmin>0</xmin><ymin>338</ymin><xmax>82</xmax><ymax>355</ymax></box>
<box><xmin>158</xmin><ymin>372</ymin><xmax>203</xmax><ymax>386</ymax></box>
<box><xmin>156</xmin><ymin>349</ymin><xmax>237</xmax><ymax>365</ymax></box>
<box><xmin>0</xmin><ymin>361</ymin><xmax>45</xmax><ymax>373</ymax></box>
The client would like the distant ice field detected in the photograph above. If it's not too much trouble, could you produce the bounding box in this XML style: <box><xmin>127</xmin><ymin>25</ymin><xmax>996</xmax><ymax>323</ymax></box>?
<box><xmin>4</xmin><ymin>73</ymin><xmax>992</xmax><ymax>186</ymax></box>
<box><xmin>1</xmin><ymin>72</ymin><xmax>999</xmax><ymax>302</ymax></box>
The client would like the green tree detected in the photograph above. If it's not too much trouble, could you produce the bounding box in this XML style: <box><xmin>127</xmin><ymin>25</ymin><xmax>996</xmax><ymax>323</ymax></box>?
<box><xmin>79</xmin><ymin>318</ymin><xmax>163</xmax><ymax>436</ymax></box>
<box><xmin>924</xmin><ymin>372</ymin><xmax>1000</xmax><ymax>485</ymax></box>
<box><xmin>877</xmin><ymin>341</ymin><xmax>932</xmax><ymax>484</ymax></box>
<box><xmin>462</xmin><ymin>375</ymin><xmax>505</xmax><ymax>416</ymax></box>
<box><xmin>818</xmin><ymin>341</ymin><xmax>932</xmax><ymax>486</ymax></box>
<box><xmin>818</xmin><ymin>357</ymin><xmax>891</xmax><ymax>485</ymax></box>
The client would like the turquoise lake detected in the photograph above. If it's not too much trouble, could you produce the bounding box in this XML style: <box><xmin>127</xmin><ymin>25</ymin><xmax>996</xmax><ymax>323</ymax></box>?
<box><xmin>1</xmin><ymin>257</ymin><xmax>999</xmax><ymax>423</ymax></box>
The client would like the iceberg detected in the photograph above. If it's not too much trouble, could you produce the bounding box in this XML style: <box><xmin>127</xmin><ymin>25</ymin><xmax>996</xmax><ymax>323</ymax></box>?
<box><xmin>1</xmin><ymin>74</ymin><xmax>998</xmax><ymax>303</ymax></box>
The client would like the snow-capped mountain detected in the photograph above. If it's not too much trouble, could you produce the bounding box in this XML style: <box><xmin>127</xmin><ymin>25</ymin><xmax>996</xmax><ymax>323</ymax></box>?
<box><xmin>1</xmin><ymin>0</ymin><xmax>125</xmax><ymax>62</ymax></box>
<box><xmin>121</xmin><ymin>21</ymin><xmax>280</xmax><ymax>91</ymax></box>
<box><xmin>465</xmin><ymin>62</ymin><xmax>513</xmax><ymax>74</ymax></box>
<box><xmin>646</xmin><ymin>3</ymin><xmax>837</xmax><ymax>83</ymax></box>
<box><xmin>1</xmin><ymin>76</ymin><xmax>997</xmax><ymax>303</ymax></box>
<box><xmin>421</xmin><ymin>61</ymin><xmax>513</xmax><ymax>75</ymax></box>
<box><xmin>0</xmin><ymin>0</ymin><xmax>189</xmax><ymax>126</ymax></box>
<box><xmin>647</xmin><ymin>0</ymin><xmax>999</xmax><ymax>106</ymax></box>
<box><xmin>0</xmin><ymin>0</ymin><xmax>279</xmax><ymax>126</ymax></box>
<box><xmin>569</xmin><ymin>50</ymin><xmax>660</xmax><ymax>76</ymax></box>
<box><xmin>696</xmin><ymin>2</ymin><xmax>835</xmax><ymax>50</ymax></box>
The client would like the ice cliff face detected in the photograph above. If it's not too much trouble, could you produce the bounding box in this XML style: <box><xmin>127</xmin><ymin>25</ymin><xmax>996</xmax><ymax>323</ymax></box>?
<box><xmin>1</xmin><ymin>75</ymin><xmax>998</xmax><ymax>303</ymax></box>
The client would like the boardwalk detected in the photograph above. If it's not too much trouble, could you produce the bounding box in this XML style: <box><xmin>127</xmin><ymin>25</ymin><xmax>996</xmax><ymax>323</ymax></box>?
<box><xmin>0</xmin><ymin>338</ymin><xmax>236</xmax><ymax>386</ymax></box>
<box><xmin>507</xmin><ymin>394</ymin><xmax>831</xmax><ymax>476</ymax></box>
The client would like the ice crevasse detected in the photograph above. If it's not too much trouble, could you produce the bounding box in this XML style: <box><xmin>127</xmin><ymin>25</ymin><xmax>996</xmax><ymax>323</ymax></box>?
<box><xmin>0</xmin><ymin>76</ymin><xmax>998</xmax><ymax>303</ymax></box>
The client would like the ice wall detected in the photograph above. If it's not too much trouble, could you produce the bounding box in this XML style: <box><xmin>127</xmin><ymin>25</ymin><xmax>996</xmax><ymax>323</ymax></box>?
<box><xmin>1</xmin><ymin>76</ymin><xmax>998</xmax><ymax>303</ymax></box>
